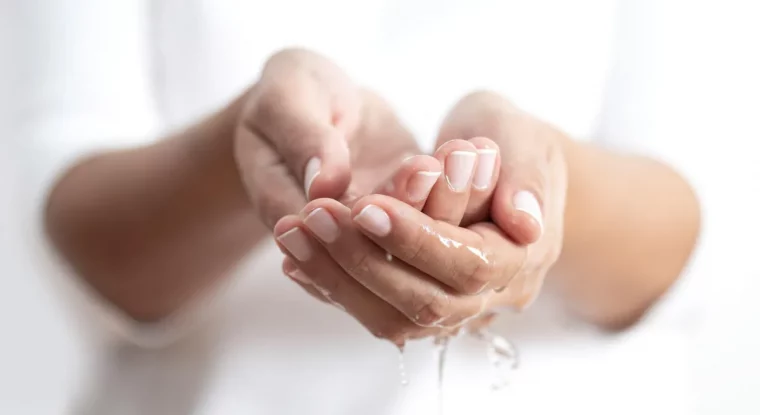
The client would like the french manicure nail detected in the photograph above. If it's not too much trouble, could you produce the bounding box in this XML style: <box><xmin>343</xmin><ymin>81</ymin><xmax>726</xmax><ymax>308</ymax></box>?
<box><xmin>514</xmin><ymin>191</ymin><xmax>544</xmax><ymax>234</ymax></box>
<box><xmin>445</xmin><ymin>151</ymin><xmax>477</xmax><ymax>192</ymax></box>
<box><xmin>473</xmin><ymin>149</ymin><xmax>497</xmax><ymax>190</ymax></box>
<box><xmin>304</xmin><ymin>208</ymin><xmax>340</xmax><ymax>243</ymax></box>
<box><xmin>354</xmin><ymin>205</ymin><xmax>392</xmax><ymax>237</ymax></box>
<box><xmin>277</xmin><ymin>228</ymin><xmax>312</xmax><ymax>261</ymax></box>
<box><xmin>407</xmin><ymin>171</ymin><xmax>441</xmax><ymax>202</ymax></box>
<box><xmin>304</xmin><ymin>157</ymin><xmax>321</xmax><ymax>198</ymax></box>
<box><xmin>288</xmin><ymin>268</ymin><xmax>312</xmax><ymax>284</ymax></box>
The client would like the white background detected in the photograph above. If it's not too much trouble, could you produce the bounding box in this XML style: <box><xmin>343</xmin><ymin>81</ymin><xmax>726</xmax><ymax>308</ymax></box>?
<box><xmin>1</xmin><ymin>0</ymin><xmax>759</xmax><ymax>414</ymax></box>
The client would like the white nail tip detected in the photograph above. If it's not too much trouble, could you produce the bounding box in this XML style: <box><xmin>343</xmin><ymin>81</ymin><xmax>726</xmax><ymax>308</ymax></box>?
<box><xmin>514</xmin><ymin>191</ymin><xmax>544</xmax><ymax>233</ymax></box>
<box><xmin>278</xmin><ymin>227</ymin><xmax>301</xmax><ymax>239</ymax></box>
<box><xmin>449</xmin><ymin>150</ymin><xmax>478</xmax><ymax>157</ymax></box>
<box><xmin>473</xmin><ymin>149</ymin><xmax>497</xmax><ymax>190</ymax></box>
<box><xmin>304</xmin><ymin>157</ymin><xmax>321</xmax><ymax>198</ymax></box>
<box><xmin>416</xmin><ymin>171</ymin><xmax>442</xmax><ymax>177</ymax></box>
<box><xmin>446</xmin><ymin>151</ymin><xmax>478</xmax><ymax>192</ymax></box>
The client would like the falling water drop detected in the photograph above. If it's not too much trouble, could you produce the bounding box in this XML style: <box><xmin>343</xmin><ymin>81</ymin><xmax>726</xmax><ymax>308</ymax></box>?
<box><xmin>433</xmin><ymin>335</ymin><xmax>451</xmax><ymax>415</ymax></box>
<box><xmin>481</xmin><ymin>330</ymin><xmax>518</xmax><ymax>391</ymax></box>
<box><xmin>397</xmin><ymin>343</ymin><xmax>409</xmax><ymax>386</ymax></box>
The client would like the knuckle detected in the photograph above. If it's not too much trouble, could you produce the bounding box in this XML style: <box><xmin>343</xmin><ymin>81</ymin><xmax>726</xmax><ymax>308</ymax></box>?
<box><xmin>345</xmin><ymin>249</ymin><xmax>374</xmax><ymax>279</ymax></box>
<box><xmin>460</xmin><ymin>257</ymin><xmax>493</xmax><ymax>295</ymax></box>
<box><xmin>253</xmin><ymin>87</ymin><xmax>288</xmax><ymax>125</ymax></box>
<box><xmin>404</xmin><ymin>227</ymin><xmax>428</xmax><ymax>265</ymax></box>
<box><xmin>412</xmin><ymin>290</ymin><xmax>452</xmax><ymax>327</ymax></box>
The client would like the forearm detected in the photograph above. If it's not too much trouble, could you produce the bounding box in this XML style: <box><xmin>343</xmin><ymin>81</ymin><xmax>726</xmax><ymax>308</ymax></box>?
<box><xmin>552</xmin><ymin>136</ymin><xmax>701</xmax><ymax>329</ymax></box>
<box><xmin>45</xmin><ymin>95</ymin><xmax>267</xmax><ymax>322</ymax></box>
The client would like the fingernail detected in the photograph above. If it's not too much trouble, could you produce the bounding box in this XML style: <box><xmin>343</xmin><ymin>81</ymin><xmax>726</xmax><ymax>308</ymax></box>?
<box><xmin>473</xmin><ymin>149</ymin><xmax>497</xmax><ymax>190</ymax></box>
<box><xmin>304</xmin><ymin>157</ymin><xmax>321</xmax><ymax>198</ymax></box>
<box><xmin>445</xmin><ymin>151</ymin><xmax>477</xmax><ymax>192</ymax></box>
<box><xmin>304</xmin><ymin>208</ymin><xmax>340</xmax><ymax>243</ymax></box>
<box><xmin>277</xmin><ymin>228</ymin><xmax>312</xmax><ymax>261</ymax></box>
<box><xmin>287</xmin><ymin>268</ymin><xmax>312</xmax><ymax>284</ymax></box>
<box><xmin>407</xmin><ymin>171</ymin><xmax>441</xmax><ymax>202</ymax></box>
<box><xmin>514</xmin><ymin>191</ymin><xmax>543</xmax><ymax>234</ymax></box>
<box><xmin>354</xmin><ymin>205</ymin><xmax>392</xmax><ymax>237</ymax></box>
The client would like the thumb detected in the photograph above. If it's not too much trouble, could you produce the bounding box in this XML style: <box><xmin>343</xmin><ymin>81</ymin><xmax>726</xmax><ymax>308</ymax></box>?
<box><xmin>490</xmin><ymin>164</ymin><xmax>546</xmax><ymax>245</ymax></box>
<box><xmin>298</xmin><ymin>125</ymin><xmax>352</xmax><ymax>200</ymax></box>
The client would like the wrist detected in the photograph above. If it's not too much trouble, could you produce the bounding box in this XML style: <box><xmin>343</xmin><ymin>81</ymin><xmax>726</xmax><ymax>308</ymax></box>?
<box><xmin>167</xmin><ymin>92</ymin><xmax>253</xmax><ymax>215</ymax></box>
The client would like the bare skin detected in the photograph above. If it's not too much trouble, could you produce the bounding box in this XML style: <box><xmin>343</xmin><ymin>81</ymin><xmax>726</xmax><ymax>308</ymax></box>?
<box><xmin>46</xmin><ymin>49</ymin><xmax>700</xmax><ymax>332</ymax></box>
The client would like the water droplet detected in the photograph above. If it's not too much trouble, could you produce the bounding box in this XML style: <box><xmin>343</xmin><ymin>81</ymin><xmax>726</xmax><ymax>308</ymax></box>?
<box><xmin>483</xmin><ymin>331</ymin><xmax>518</xmax><ymax>390</ymax></box>
<box><xmin>397</xmin><ymin>343</ymin><xmax>409</xmax><ymax>386</ymax></box>
<box><xmin>433</xmin><ymin>335</ymin><xmax>451</xmax><ymax>415</ymax></box>
<box><xmin>420</xmin><ymin>225</ymin><xmax>491</xmax><ymax>267</ymax></box>
<box><xmin>385</xmin><ymin>251</ymin><xmax>393</xmax><ymax>262</ymax></box>
<box><xmin>467</xmin><ymin>315</ymin><xmax>519</xmax><ymax>391</ymax></box>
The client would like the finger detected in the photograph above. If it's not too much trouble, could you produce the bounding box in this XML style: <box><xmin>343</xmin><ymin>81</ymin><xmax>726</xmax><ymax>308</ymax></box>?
<box><xmin>273</xmin><ymin>216</ymin><xmax>431</xmax><ymax>344</ymax></box>
<box><xmin>371</xmin><ymin>155</ymin><xmax>442</xmax><ymax>210</ymax></box>
<box><xmin>490</xmin><ymin>155</ymin><xmax>548</xmax><ymax>245</ymax></box>
<box><xmin>351</xmin><ymin>195</ymin><xmax>527</xmax><ymax>295</ymax></box>
<box><xmin>299</xmin><ymin>199</ymin><xmax>485</xmax><ymax>328</ymax></box>
<box><xmin>249</xmin><ymin>54</ymin><xmax>357</xmax><ymax>201</ymax></box>
<box><xmin>461</xmin><ymin>137</ymin><xmax>501</xmax><ymax>227</ymax></box>
<box><xmin>434</xmin><ymin>91</ymin><xmax>545</xmax><ymax>243</ymax></box>
<box><xmin>235</xmin><ymin>124</ymin><xmax>306</xmax><ymax>229</ymax></box>
<box><xmin>422</xmin><ymin>140</ymin><xmax>479</xmax><ymax>225</ymax></box>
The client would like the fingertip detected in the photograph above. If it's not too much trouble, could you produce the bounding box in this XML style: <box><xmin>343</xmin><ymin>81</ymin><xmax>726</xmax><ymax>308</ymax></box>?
<box><xmin>273</xmin><ymin>215</ymin><xmax>303</xmax><ymax>238</ymax></box>
<box><xmin>301</xmin><ymin>198</ymin><xmax>347</xmax><ymax>217</ymax></box>
<box><xmin>513</xmin><ymin>190</ymin><xmax>544</xmax><ymax>235</ymax></box>
<box><xmin>304</xmin><ymin>133</ymin><xmax>352</xmax><ymax>200</ymax></box>
<box><xmin>400</xmin><ymin>155</ymin><xmax>443</xmax><ymax>204</ymax></box>
<box><xmin>353</xmin><ymin>203</ymin><xmax>392</xmax><ymax>237</ymax></box>
<box><xmin>432</xmin><ymin>139</ymin><xmax>479</xmax><ymax>160</ymax></box>
<box><xmin>467</xmin><ymin>136</ymin><xmax>499</xmax><ymax>149</ymax></box>
<box><xmin>369</xmin><ymin>155</ymin><xmax>442</xmax><ymax>209</ymax></box>
<box><xmin>282</xmin><ymin>256</ymin><xmax>298</xmax><ymax>275</ymax></box>
<box><xmin>350</xmin><ymin>194</ymin><xmax>397</xmax><ymax>219</ymax></box>
<box><xmin>468</xmin><ymin>137</ymin><xmax>500</xmax><ymax>191</ymax></box>
<box><xmin>491</xmin><ymin>188</ymin><xmax>543</xmax><ymax>245</ymax></box>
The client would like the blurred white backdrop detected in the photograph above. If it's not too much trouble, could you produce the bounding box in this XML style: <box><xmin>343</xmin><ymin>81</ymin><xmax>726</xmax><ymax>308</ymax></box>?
<box><xmin>0</xmin><ymin>0</ymin><xmax>759</xmax><ymax>414</ymax></box>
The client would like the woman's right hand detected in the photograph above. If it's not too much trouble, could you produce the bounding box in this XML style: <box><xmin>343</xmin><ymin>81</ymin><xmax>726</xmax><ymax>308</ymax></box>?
<box><xmin>234</xmin><ymin>48</ymin><xmax>421</xmax><ymax>229</ymax></box>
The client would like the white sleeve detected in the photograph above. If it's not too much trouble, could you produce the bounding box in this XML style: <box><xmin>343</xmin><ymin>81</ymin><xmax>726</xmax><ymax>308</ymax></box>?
<box><xmin>11</xmin><ymin>0</ymin><xmax>160</xmax><ymax>194</ymax></box>
<box><xmin>8</xmin><ymin>0</ymin><xmax>198</xmax><ymax>348</ymax></box>
<box><xmin>594</xmin><ymin>0</ymin><xmax>759</xmax><ymax>329</ymax></box>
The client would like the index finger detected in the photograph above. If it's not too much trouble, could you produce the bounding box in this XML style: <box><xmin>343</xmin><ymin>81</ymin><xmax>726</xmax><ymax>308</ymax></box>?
<box><xmin>350</xmin><ymin>195</ymin><xmax>526</xmax><ymax>295</ymax></box>
<box><xmin>235</xmin><ymin>122</ymin><xmax>306</xmax><ymax>229</ymax></box>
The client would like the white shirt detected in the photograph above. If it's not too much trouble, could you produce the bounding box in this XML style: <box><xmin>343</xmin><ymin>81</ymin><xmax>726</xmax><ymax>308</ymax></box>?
<box><xmin>4</xmin><ymin>0</ymin><xmax>746</xmax><ymax>414</ymax></box>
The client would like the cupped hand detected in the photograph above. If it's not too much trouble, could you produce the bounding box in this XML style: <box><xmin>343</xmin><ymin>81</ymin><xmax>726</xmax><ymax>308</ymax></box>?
<box><xmin>276</xmin><ymin>90</ymin><xmax>569</xmax><ymax>343</ymax></box>
<box><xmin>435</xmin><ymin>90</ymin><xmax>568</xmax><ymax>309</ymax></box>
<box><xmin>234</xmin><ymin>48</ymin><xmax>420</xmax><ymax>229</ymax></box>
<box><xmin>275</xmin><ymin>138</ymin><xmax>505</xmax><ymax>343</ymax></box>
